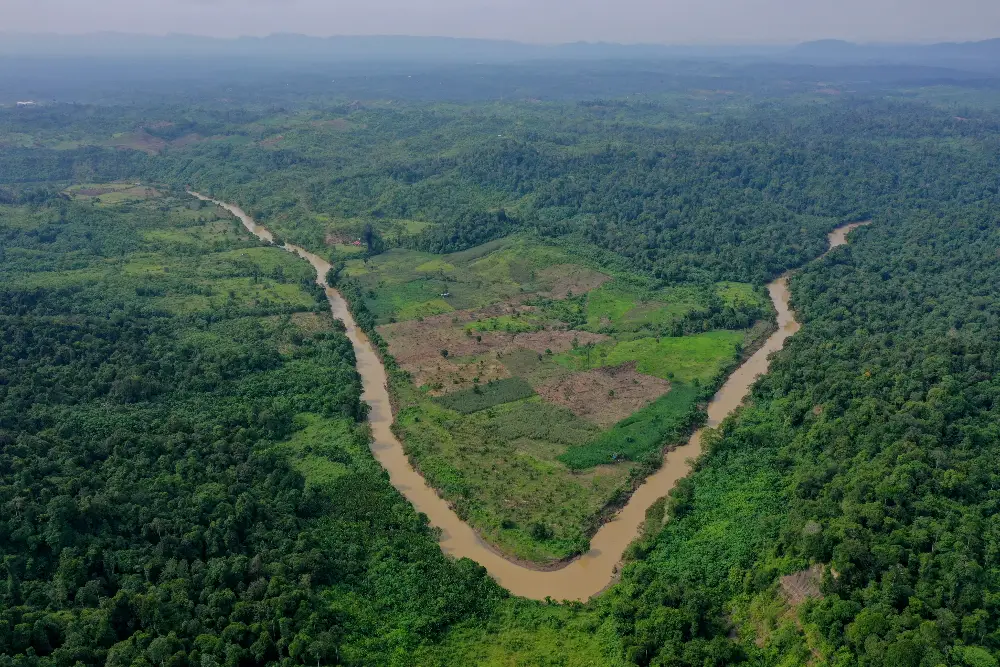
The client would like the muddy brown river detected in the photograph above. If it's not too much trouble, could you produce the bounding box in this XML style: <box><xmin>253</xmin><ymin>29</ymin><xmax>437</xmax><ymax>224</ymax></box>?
<box><xmin>190</xmin><ymin>192</ymin><xmax>865</xmax><ymax>602</ymax></box>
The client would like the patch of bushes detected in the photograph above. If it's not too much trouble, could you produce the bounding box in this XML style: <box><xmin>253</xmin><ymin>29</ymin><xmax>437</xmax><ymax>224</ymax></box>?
<box><xmin>558</xmin><ymin>382</ymin><xmax>702</xmax><ymax>469</ymax></box>
<box><xmin>433</xmin><ymin>377</ymin><xmax>536</xmax><ymax>414</ymax></box>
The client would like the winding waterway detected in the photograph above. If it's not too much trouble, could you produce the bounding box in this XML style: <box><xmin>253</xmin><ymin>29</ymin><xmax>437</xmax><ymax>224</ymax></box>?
<box><xmin>190</xmin><ymin>192</ymin><xmax>865</xmax><ymax>602</ymax></box>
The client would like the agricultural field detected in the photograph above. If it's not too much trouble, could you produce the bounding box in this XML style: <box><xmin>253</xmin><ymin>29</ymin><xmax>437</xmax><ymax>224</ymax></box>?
<box><xmin>338</xmin><ymin>235</ymin><xmax>774</xmax><ymax>562</ymax></box>
<box><xmin>64</xmin><ymin>181</ymin><xmax>162</xmax><ymax>205</ymax></box>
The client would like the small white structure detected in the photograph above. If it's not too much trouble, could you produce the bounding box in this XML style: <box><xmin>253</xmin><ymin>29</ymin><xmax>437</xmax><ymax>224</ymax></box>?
<box><xmin>16</xmin><ymin>101</ymin><xmax>37</xmax><ymax>107</ymax></box>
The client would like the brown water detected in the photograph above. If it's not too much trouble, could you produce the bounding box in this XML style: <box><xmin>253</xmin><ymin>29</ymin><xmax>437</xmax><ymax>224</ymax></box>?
<box><xmin>191</xmin><ymin>192</ymin><xmax>865</xmax><ymax>601</ymax></box>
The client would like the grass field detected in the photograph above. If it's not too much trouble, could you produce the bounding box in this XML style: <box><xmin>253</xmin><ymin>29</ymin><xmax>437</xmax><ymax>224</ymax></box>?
<box><xmin>552</xmin><ymin>330</ymin><xmax>744</xmax><ymax>384</ymax></box>
<box><xmin>64</xmin><ymin>182</ymin><xmax>162</xmax><ymax>205</ymax></box>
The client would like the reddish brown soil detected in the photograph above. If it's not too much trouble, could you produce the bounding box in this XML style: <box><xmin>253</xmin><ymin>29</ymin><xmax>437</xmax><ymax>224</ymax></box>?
<box><xmin>415</xmin><ymin>356</ymin><xmax>511</xmax><ymax>395</ymax></box>
<box><xmin>289</xmin><ymin>312</ymin><xmax>328</xmax><ymax>332</ymax></box>
<box><xmin>325</xmin><ymin>231</ymin><xmax>360</xmax><ymax>247</ymax></box>
<box><xmin>536</xmin><ymin>264</ymin><xmax>611</xmax><ymax>298</ymax></box>
<box><xmin>171</xmin><ymin>133</ymin><xmax>205</xmax><ymax>148</ymax></box>
<box><xmin>260</xmin><ymin>134</ymin><xmax>284</xmax><ymax>147</ymax></box>
<box><xmin>780</xmin><ymin>564</ymin><xmax>824</xmax><ymax>605</ymax></box>
<box><xmin>535</xmin><ymin>363</ymin><xmax>671</xmax><ymax>427</ymax></box>
<box><xmin>131</xmin><ymin>186</ymin><xmax>160</xmax><ymax>199</ymax></box>
<box><xmin>111</xmin><ymin>131</ymin><xmax>167</xmax><ymax>154</ymax></box>
<box><xmin>311</xmin><ymin>118</ymin><xmax>356</xmax><ymax>130</ymax></box>
<box><xmin>75</xmin><ymin>185</ymin><xmax>159</xmax><ymax>199</ymax></box>
<box><xmin>378</xmin><ymin>306</ymin><xmax>607</xmax><ymax>386</ymax></box>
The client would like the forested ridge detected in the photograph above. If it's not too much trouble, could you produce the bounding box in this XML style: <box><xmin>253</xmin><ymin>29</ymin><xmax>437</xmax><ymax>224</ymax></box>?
<box><xmin>3</xmin><ymin>63</ymin><xmax>1000</xmax><ymax>666</ymax></box>
<box><xmin>134</xmin><ymin>97</ymin><xmax>1000</xmax><ymax>285</ymax></box>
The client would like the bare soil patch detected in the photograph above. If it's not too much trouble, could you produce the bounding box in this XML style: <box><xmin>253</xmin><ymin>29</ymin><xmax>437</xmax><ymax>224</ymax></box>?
<box><xmin>535</xmin><ymin>363</ymin><xmax>671</xmax><ymax>427</ymax></box>
<box><xmin>130</xmin><ymin>186</ymin><xmax>160</xmax><ymax>197</ymax></box>
<box><xmin>72</xmin><ymin>185</ymin><xmax>159</xmax><ymax>200</ymax></box>
<box><xmin>418</xmin><ymin>356</ymin><xmax>511</xmax><ymax>395</ymax></box>
<box><xmin>289</xmin><ymin>312</ymin><xmax>328</xmax><ymax>332</ymax></box>
<box><xmin>311</xmin><ymin>118</ymin><xmax>357</xmax><ymax>130</ymax></box>
<box><xmin>110</xmin><ymin>131</ymin><xmax>167</xmax><ymax>154</ymax></box>
<box><xmin>171</xmin><ymin>133</ymin><xmax>205</xmax><ymax>148</ymax></box>
<box><xmin>780</xmin><ymin>564</ymin><xmax>824</xmax><ymax>606</ymax></box>
<box><xmin>260</xmin><ymin>134</ymin><xmax>284</xmax><ymax>147</ymax></box>
<box><xmin>505</xmin><ymin>330</ymin><xmax>606</xmax><ymax>355</ymax></box>
<box><xmin>537</xmin><ymin>264</ymin><xmax>611</xmax><ymax>298</ymax></box>
<box><xmin>378</xmin><ymin>305</ymin><xmax>606</xmax><ymax>387</ymax></box>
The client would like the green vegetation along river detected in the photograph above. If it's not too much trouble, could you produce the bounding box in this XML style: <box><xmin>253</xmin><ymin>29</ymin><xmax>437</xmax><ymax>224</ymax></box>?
<box><xmin>190</xmin><ymin>191</ymin><xmax>865</xmax><ymax>602</ymax></box>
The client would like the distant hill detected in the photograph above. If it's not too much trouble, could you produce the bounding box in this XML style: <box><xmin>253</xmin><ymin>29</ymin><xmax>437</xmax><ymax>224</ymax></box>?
<box><xmin>0</xmin><ymin>32</ymin><xmax>782</xmax><ymax>62</ymax></box>
<box><xmin>0</xmin><ymin>32</ymin><xmax>998</xmax><ymax>73</ymax></box>
<box><xmin>790</xmin><ymin>38</ymin><xmax>1000</xmax><ymax>71</ymax></box>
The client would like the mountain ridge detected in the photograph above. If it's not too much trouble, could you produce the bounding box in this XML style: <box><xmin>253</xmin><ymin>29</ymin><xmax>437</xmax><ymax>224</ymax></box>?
<box><xmin>1</xmin><ymin>32</ymin><xmax>998</xmax><ymax>71</ymax></box>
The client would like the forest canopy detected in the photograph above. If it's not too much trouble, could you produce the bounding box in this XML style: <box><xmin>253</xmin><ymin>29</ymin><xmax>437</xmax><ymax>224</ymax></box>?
<box><xmin>2</xmin><ymin>59</ymin><xmax>1000</xmax><ymax>666</ymax></box>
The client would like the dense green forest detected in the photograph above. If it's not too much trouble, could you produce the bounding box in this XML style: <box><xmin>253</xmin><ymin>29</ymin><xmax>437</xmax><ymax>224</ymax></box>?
<box><xmin>3</xmin><ymin>59</ymin><xmax>1000</xmax><ymax>666</ymax></box>
<box><xmin>0</xmin><ymin>190</ymin><xmax>503</xmax><ymax>665</ymax></box>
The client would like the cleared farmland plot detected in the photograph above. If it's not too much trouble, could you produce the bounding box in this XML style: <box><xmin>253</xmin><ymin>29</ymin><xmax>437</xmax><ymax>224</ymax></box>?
<box><xmin>351</xmin><ymin>235</ymin><xmax>765</xmax><ymax>562</ymax></box>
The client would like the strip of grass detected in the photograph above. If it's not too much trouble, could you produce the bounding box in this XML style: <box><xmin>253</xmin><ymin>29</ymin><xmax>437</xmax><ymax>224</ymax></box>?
<box><xmin>433</xmin><ymin>377</ymin><xmax>535</xmax><ymax>414</ymax></box>
<box><xmin>558</xmin><ymin>383</ymin><xmax>701</xmax><ymax>469</ymax></box>
<box><xmin>553</xmin><ymin>330</ymin><xmax>742</xmax><ymax>384</ymax></box>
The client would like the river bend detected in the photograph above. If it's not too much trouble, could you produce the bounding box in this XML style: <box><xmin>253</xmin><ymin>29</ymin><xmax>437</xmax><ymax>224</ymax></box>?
<box><xmin>190</xmin><ymin>192</ymin><xmax>864</xmax><ymax>601</ymax></box>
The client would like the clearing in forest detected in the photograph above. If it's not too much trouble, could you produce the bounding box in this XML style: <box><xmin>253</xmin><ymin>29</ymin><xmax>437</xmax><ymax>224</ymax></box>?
<box><xmin>339</xmin><ymin>235</ymin><xmax>773</xmax><ymax>562</ymax></box>
<box><xmin>64</xmin><ymin>182</ymin><xmax>162</xmax><ymax>205</ymax></box>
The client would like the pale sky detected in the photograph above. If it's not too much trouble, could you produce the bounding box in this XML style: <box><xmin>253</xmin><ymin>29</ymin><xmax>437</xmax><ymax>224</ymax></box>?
<box><xmin>5</xmin><ymin>0</ymin><xmax>1000</xmax><ymax>44</ymax></box>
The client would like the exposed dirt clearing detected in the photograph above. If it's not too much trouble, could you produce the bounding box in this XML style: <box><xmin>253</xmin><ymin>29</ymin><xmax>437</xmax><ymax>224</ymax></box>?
<box><xmin>379</xmin><ymin>310</ymin><xmax>607</xmax><ymax>384</ymax></box>
<box><xmin>413</xmin><ymin>356</ymin><xmax>511</xmax><ymax>395</ymax></box>
<box><xmin>537</xmin><ymin>264</ymin><xmax>611</xmax><ymax>298</ymax></box>
<box><xmin>507</xmin><ymin>330</ymin><xmax>607</xmax><ymax>355</ymax></box>
<box><xmin>289</xmin><ymin>312</ymin><xmax>328</xmax><ymax>332</ymax></box>
<box><xmin>70</xmin><ymin>185</ymin><xmax>160</xmax><ymax>201</ymax></box>
<box><xmin>110</xmin><ymin>131</ymin><xmax>167</xmax><ymax>154</ymax></box>
<box><xmin>311</xmin><ymin>118</ymin><xmax>358</xmax><ymax>130</ymax></box>
<box><xmin>535</xmin><ymin>363</ymin><xmax>672</xmax><ymax>427</ymax></box>
<box><xmin>780</xmin><ymin>565</ymin><xmax>824</xmax><ymax>606</ymax></box>
<box><xmin>171</xmin><ymin>133</ymin><xmax>206</xmax><ymax>148</ymax></box>
<box><xmin>76</xmin><ymin>187</ymin><xmax>119</xmax><ymax>196</ymax></box>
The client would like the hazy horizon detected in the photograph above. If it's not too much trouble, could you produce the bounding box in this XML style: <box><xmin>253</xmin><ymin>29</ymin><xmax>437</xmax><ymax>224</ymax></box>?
<box><xmin>5</xmin><ymin>0</ymin><xmax>1000</xmax><ymax>45</ymax></box>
